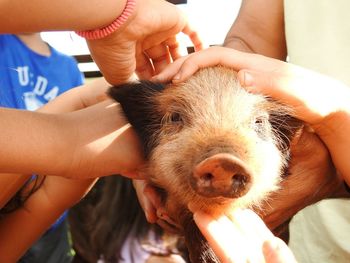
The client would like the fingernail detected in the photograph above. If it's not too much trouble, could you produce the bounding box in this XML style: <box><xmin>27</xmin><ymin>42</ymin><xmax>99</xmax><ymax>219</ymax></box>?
<box><xmin>239</xmin><ymin>71</ymin><xmax>254</xmax><ymax>87</ymax></box>
<box><xmin>188</xmin><ymin>202</ymin><xmax>196</xmax><ymax>212</ymax></box>
<box><xmin>262</xmin><ymin>238</ymin><xmax>280</xmax><ymax>260</ymax></box>
<box><xmin>173</xmin><ymin>73</ymin><xmax>181</xmax><ymax>82</ymax></box>
<box><xmin>193</xmin><ymin>211</ymin><xmax>211</xmax><ymax>222</ymax></box>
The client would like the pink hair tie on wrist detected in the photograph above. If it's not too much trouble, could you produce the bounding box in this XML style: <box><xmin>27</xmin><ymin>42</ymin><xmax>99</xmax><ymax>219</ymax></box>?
<box><xmin>75</xmin><ymin>0</ymin><xmax>136</xmax><ymax>40</ymax></box>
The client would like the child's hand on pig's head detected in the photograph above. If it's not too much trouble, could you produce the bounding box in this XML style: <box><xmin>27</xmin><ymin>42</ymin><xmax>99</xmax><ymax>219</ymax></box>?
<box><xmin>152</xmin><ymin>46</ymin><xmax>286</xmax><ymax>84</ymax></box>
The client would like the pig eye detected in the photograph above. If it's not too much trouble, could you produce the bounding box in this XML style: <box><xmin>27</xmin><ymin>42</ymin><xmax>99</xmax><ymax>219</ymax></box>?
<box><xmin>170</xmin><ymin>112</ymin><xmax>183</xmax><ymax>124</ymax></box>
<box><xmin>163</xmin><ymin>111</ymin><xmax>184</xmax><ymax>132</ymax></box>
<box><xmin>255</xmin><ymin>116</ymin><xmax>266</xmax><ymax>125</ymax></box>
<box><xmin>253</xmin><ymin>115</ymin><xmax>270</xmax><ymax>138</ymax></box>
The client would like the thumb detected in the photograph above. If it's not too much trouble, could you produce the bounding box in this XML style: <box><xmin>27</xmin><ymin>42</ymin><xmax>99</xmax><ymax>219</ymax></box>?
<box><xmin>237</xmin><ymin>69</ymin><xmax>277</xmax><ymax>95</ymax></box>
<box><xmin>237</xmin><ymin>69</ymin><xmax>300</xmax><ymax>109</ymax></box>
<box><xmin>263</xmin><ymin>238</ymin><xmax>297</xmax><ymax>263</ymax></box>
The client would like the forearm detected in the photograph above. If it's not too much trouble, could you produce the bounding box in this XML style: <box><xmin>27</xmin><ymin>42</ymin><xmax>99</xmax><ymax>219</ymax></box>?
<box><xmin>0</xmin><ymin>0</ymin><xmax>127</xmax><ymax>32</ymax></box>
<box><xmin>0</xmin><ymin>176</ymin><xmax>96</xmax><ymax>262</ymax></box>
<box><xmin>38</xmin><ymin>77</ymin><xmax>111</xmax><ymax>114</ymax></box>
<box><xmin>0</xmin><ymin>100</ymin><xmax>142</xmax><ymax>178</ymax></box>
<box><xmin>0</xmin><ymin>78</ymin><xmax>111</xmax><ymax>207</ymax></box>
<box><xmin>223</xmin><ymin>0</ymin><xmax>287</xmax><ymax>60</ymax></box>
<box><xmin>0</xmin><ymin>108</ymin><xmax>73</xmax><ymax>176</ymax></box>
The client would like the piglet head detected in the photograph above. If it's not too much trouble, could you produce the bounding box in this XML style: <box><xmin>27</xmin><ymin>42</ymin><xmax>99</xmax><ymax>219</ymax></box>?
<box><xmin>108</xmin><ymin>66</ymin><xmax>302</xmax><ymax>263</ymax></box>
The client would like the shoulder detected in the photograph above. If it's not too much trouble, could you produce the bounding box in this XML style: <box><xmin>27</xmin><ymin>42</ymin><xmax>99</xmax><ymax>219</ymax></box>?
<box><xmin>49</xmin><ymin>46</ymin><xmax>81</xmax><ymax>74</ymax></box>
<box><xmin>45</xmin><ymin>45</ymin><xmax>84</xmax><ymax>85</ymax></box>
<box><xmin>50</xmin><ymin>47</ymin><xmax>79</xmax><ymax>65</ymax></box>
<box><xmin>0</xmin><ymin>34</ymin><xmax>17</xmax><ymax>49</ymax></box>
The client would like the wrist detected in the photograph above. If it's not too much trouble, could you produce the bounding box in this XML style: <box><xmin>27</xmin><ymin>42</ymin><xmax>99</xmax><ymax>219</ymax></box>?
<box><xmin>75</xmin><ymin>0</ymin><xmax>136</xmax><ymax>40</ymax></box>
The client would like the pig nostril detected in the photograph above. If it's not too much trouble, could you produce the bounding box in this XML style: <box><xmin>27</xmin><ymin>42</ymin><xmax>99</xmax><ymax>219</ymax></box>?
<box><xmin>232</xmin><ymin>173</ymin><xmax>248</xmax><ymax>189</ymax></box>
<box><xmin>202</xmin><ymin>173</ymin><xmax>213</xmax><ymax>181</ymax></box>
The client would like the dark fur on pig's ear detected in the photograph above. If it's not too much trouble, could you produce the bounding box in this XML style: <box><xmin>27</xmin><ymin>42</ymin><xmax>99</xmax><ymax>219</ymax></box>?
<box><xmin>108</xmin><ymin>81</ymin><xmax>166</xmax><ymax>158</ymax></box>
<box><xmin>265</xmin><ymin>98</ymin><xmax>304</xmax><ymax>154</ymax></box>
<box><xmin>270</xmin><ymin>113</ymin><xmax>303</xmax><ymax>153</ymax></box>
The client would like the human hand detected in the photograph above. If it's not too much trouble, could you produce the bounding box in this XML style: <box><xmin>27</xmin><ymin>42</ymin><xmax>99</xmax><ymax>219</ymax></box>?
<box><xmin>31</xmin><ymin>81</ymin><xmax>144</xmax><ymax>179</ymax></box>
<box><xmin>87</xmin><ymin>0</ymin><xmax>202</xmax><ymax>84</ymax></box>
<box><xmin>152</xmin><ymin>46</ymin><xmax>285</xmax><ymax>83</ymax></box>
<box><xmin>193</xmin><ymin>209</ymin><xmax>297</xmax><ymax>263</ymax></box>
<box><xmin>154</xmin><ymin>46</ymin><xmax>350</xmax><ymax>125</ymax></box>
<box><xmin>257</xmin><ymin>127</ymin><xmax>344</xmax><ymax>233</ymax></box>
<box><xmin>61</xmin><ymin>100</ymin><xmax>145</xmax><ymax>179</ymax></box>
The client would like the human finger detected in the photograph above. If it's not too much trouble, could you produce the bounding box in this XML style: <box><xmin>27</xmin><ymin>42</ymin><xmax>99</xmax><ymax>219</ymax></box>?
<box><xmin>182</xmin><ymin>24</ymin><xmax>204</xmax><ymax>52</ymax></box>
<box><xmin>167</xmin><ymin>47</ymin><xmax>252</xmax><ymax>83</ymax></box>
<box><xmin>227</xmin><ymin>209</ymin><xmax>273</xmax><ymax>262</ymax></box>
<box><xmin>228</xmin><ymin>209</ymin><xmax>274</xmax><ymax>240</ymax></box>
<box><xmin>164</xmin><ymin>36</ymin><xmax>181</xmax><ymax>61</ymax></box>
<box><xmin>263</xmin><ymin>238</ymin><xmax>297</xmax><ymax>263</ymax></box>
<box><xmin>237</xmin><ymin>68</ymin><xmax>335</xmax><ymax>125</ymax></box>
<box><xmin>237</xmin><ymin>69</ymin><xmax>299</xmax><ymax>101</ymax></box>
<box><xmin>153</xmin><ymin>47</ymin><xmax>249</xmax><ymax>83</ymax></box>
<box><xmin>151</xmin><ymin>55</ymin><xmax>190</xmax><ymax>83</ymax></box>
<box><xmin>168</xmin><ymin>47</ymin><xmax>288</xmax><ymax>83</ymax></box>
<box><xmin>171</xmin><ymin>47</ymin><xmax>226</xmax><ymax>82</ymax></box>
<box><xmin>145</xmin><ymin>43</ymin><xmax>172</xmax><ymax>75</ymax></box>
<box><xmin>193</xmin><ymin>211</ymin><xmax>250</xmax><ymax>263</ymax></box>
<box><xmin>135</xmin><ymin>45</ymin><xmax>155</xmax><ymax>80</ymax></box>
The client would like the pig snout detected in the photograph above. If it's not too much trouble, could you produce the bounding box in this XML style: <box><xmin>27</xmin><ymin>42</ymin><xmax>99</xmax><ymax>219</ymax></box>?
<box><xmin>190</xmin><ymin>153</ymin><xmax>253</xmax><ymax>199</ymax></box>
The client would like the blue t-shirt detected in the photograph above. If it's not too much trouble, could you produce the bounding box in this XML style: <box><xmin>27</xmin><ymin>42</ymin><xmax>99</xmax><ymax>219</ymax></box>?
<box><xmin>0</xmin><ymin>34</ymin><xmax>84</xmax><ymax>110</ymax></box>
<box><xmin>0</xmin><ymin>34</ymin><xmax>84</xmax><ymax>231</ymax></box>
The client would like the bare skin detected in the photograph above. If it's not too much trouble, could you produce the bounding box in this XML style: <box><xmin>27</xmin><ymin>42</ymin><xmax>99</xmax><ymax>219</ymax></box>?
<box><xmin>223</xmin><ymin>0</ymin><xmax>287</xmax><ymax>59</ymax></box>
<box><xmin>0</xmin><ymin>78</ymin><xmax>142</xmax><ymax>262</ymax></box>
<box><xmin>0</xmin><ymin>77</ymin><xmax>117</xmax><ymax>208</ymax></box>
<box><xmin>0</xmin><ymin>0</ymin><xmax>202</xmax><ymax>178</ymax></box>
<box><xmin>192</xmin><ymin>209</ymin><xmax>297</xmax><ymax>263</ymax></box>
<box><xmin>0</xmin><ymin>90</ymin><xmax>144</xmax><ymax>180</ymax></box>
<box><xmin>0</xmin><ymin>1</ymin><xmax>203</xmax><ymax>260</ymax></box>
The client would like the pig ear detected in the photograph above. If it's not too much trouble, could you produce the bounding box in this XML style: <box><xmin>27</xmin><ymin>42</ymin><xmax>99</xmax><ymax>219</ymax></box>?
<box><xmin>271</xmin><ymin>114</ymin><xmax>303</xmax><ymax>151</ymax></box>
<box><xmin>108</xmin><ymin>80</ymin><xmax>165</xmax><ymax>104</ymax></box>
<box><xmin>108</xmin><ymin>81</ymin><xmax>166</xmax><ymax>157</ymax></box>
